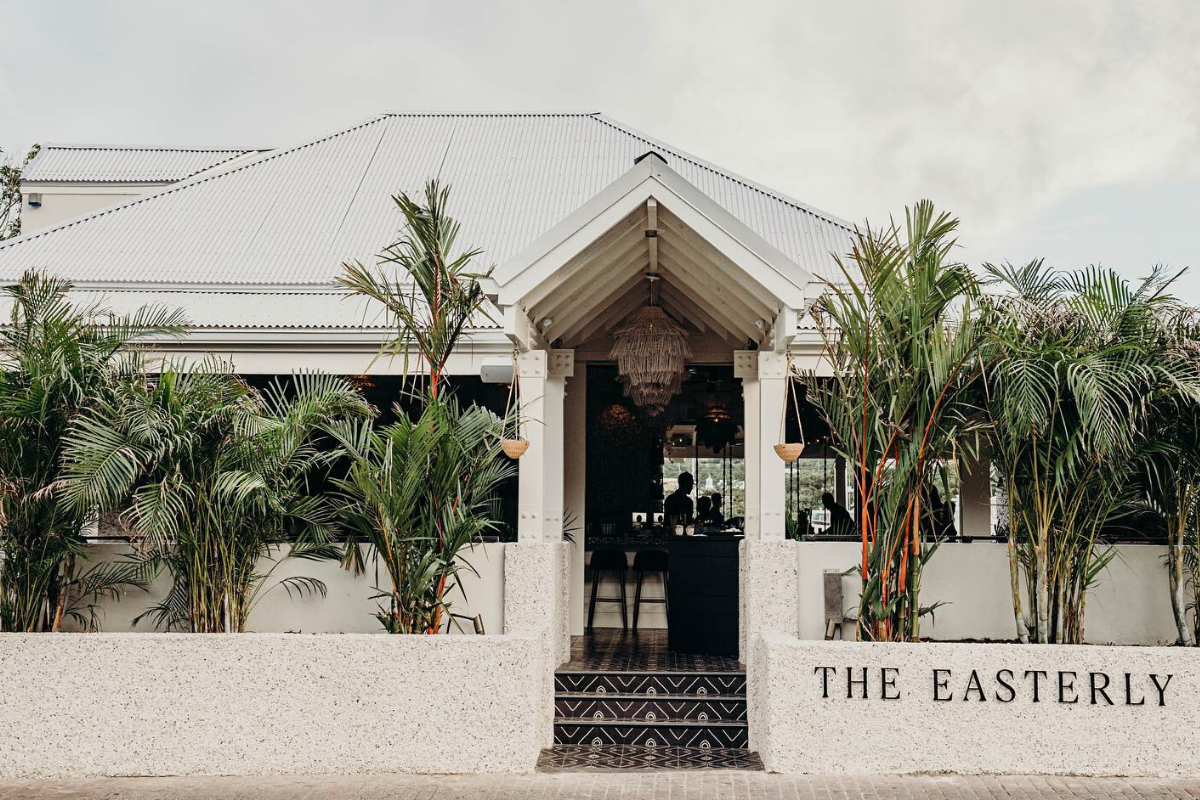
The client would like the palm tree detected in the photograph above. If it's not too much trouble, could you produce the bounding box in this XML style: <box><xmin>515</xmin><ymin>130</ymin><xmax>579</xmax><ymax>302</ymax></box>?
<box><xmin>0</xmin><ymin>269</ymin><xmax>186</xmax><ymax>631</ymax></box>
<box><xmin>334</xmin><ymin>179</ymin><xmax>513</xmax><ymax>634</ymax></box>
<box><xmin>809</xmin><ymin>201</ymin><xmax>986</xmax><ymax>642</ymax></box>
<box><xmin>326</xmin><ymin>394</ymin><xmax>513</xmax><ymax>633</ymax></box>
<box><xmin>58</xmin><ymin>367</ymin><xmax>372</xmax><ymax>632</ymax></box>
<box><xmin>1136</xmin><ymin>307</ymin><xmax>1200</xmax><ymax>645</ymax></box>
<box><xmin>981</xmin><ymin>262</ymin><xmax>1200</xmax><ymax>644</ymax></box>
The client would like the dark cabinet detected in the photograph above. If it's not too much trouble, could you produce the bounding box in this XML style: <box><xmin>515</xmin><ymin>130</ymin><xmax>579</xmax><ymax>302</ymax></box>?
<box><xmin>667</xmin><ymin>535</ymin><xmax>741</xmax><ymax>657</ymax></box>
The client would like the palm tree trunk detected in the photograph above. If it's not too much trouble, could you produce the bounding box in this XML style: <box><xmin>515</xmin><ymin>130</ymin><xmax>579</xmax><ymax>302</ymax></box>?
<box><xmin>50</xmin><ymin>553</ymin><xmax>74</xmax><ymax>633</ymax></box>
<box><xmin>1169</xmin><ymin>518</ymin><xmax>1194</xmax><ymax>646</ymax></box>
<box><xmin>1036</xmin><ymin>542</ymin><xmax>1050</xmax><ymax>644</ymax></box>
<box><xmin>1007</xmin><ymin>527</ymin><xmax>1029</xmax><ymax>643</ymax></box>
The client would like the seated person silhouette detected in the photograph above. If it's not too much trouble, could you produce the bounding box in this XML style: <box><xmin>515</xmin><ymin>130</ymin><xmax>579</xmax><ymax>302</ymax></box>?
<box><xmin>695</xmin><ymin>495</ymin><xmax>715</xmax><ymax>526</ymax></box>
<box><xmin>709</xmin><ymin>492</ymin><xmax>725</xmax><ymax>526</ymax></box>
<box><xmin>664</xmin><ymin>471</ymin><xmax>695</xmax><ymax>529</ymax></box>
<box><xmin>822</xmin><ymin>492</ymin><xmax>853</xmax><ymax>535</ymax></box>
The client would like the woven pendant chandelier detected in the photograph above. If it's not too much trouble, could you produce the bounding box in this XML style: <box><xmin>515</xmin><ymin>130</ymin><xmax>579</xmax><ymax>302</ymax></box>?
<box><xmin>610</xmin><ymin>274</ymin><xmax>691</xmax><ymax>415</ymax></box>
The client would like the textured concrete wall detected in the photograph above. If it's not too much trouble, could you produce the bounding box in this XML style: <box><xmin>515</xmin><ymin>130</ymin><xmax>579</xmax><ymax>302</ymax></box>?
<box><xmin>757</xmin><ymin>634</ymin><xmax>1200</xmax><ymax>777</ymax></box>
<box><xmin>740</xmin><ymin>539</ymin><xmax>800</xmax><ymax>758</ymax></box>
<box><xmin>797</xmin><ymin>542</ymin><xmax>1179</xmax><ymax>645</ymax></box>
<box><xmin>504</xmin><ymin>541</ymin><xmax>572</xmax><ymax>746</ymax></box>
<box><xmin>0</xmin><ymin>633</ymin><xmax>543</xmax><ymax>778</ymax></box>
<box><xmin>67</xmin><ymin>542</ymin><xmax>506</xmax><ymax>635</ymax></box>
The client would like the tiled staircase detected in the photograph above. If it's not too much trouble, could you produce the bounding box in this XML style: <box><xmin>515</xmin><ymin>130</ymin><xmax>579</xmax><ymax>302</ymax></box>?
<box><xmin>538</xmin><ymin>668</ymin><xmax>762</xmax><ymax>770</ymax></box>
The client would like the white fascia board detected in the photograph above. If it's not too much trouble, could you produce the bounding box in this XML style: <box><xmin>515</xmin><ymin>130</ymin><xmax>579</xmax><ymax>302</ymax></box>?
<box><xmin>647</xmin><ymin>162</ymin><xmax>810</xmax><ymax>306</ymax></box>
<box><xmin>21</xmin><ymin>182</ymin><xmax>172</xmax><ymax>194</ymax></box>
<box><xmin>170</xmin><ymin>328</ymin><xmax>510</xmax><ymax>345</ymax></box>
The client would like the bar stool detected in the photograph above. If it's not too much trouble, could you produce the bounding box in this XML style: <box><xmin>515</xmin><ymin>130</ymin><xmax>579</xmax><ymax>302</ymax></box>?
<box><xmin>632</xmin><ymin>549</ymin><xmax>669</xmax><ymax>630</ymax></box>
<box><xmin>587</xmin><ymin>549</ymin><xmax>629</xmax><ymax>632</ymax></box>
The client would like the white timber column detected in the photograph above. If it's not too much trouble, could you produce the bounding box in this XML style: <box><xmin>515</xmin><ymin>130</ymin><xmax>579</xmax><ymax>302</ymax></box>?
<box><xmin>516</xmin><ymin>349</ymin><xmax>574</xmax><ymax>543</ymax></box>
<box><xmin>505</xmin><ymin>347</ymin><xmax>575</xmax><ymax>747</ymax></box>
<box><xmin>563</xmin><ymin>360</ymin><xmax>587</xmax><ymax>635</ymax></box>
<box><xmin>959</xmin><ymin>451</ymin><xmax>992</xmax><ymax>538</ymax></box>
<box><xmin>734</xmin><ymin>349</ymin><xmax>798</xmax><ymax>689</ymax></box>
<box><xmin>736</xmin><ymin>349</ymin><xmax>788</xmax><ymax>540</ymax></box>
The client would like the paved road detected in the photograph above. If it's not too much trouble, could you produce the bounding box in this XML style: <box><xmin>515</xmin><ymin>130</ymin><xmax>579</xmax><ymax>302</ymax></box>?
<box><xmin>0</xmin><ymin>773</ymin><xmax>1198</xmax><ymax>799</ymax></box>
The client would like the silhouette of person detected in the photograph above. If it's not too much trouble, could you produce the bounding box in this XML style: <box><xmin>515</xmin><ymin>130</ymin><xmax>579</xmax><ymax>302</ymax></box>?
<box><xmin>822</xmin><ymin>492</ymin><xmax>853</xmax><ymax>535</ymax></box>
<box><xmin>696</xmin><ymin>495</ymin><xmax>714</xmax><ymax>526</ymax></box>
<box><xmin>709</xmin><ymin>492</ymin><xmax>725</xmax><ymax>526</ymax></box>
<box><xmin>664</xmin><ymin>472</ymin><xmax>695</xmax><ymax>529</ymax></box>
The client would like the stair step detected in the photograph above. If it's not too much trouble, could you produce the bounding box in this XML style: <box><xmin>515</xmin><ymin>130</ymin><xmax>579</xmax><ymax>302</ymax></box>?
<box><xmin>556</xmin><ymin>696</ymin><xmax>746</xmax><ymax>722</ymax></box>
<box><xmin>538</xmin><ymin>744</ymin><xmax>765</xmax><ymax>772</ymax></box>
<box><xmin>554</xmin><ymin>720</ymin><xmax>749</xmax><ymax>748</ymax></box>
<box><xmin>555</xmin><ymin>670</ymin><xmax>746</xmax><ymax>697</ymax></box>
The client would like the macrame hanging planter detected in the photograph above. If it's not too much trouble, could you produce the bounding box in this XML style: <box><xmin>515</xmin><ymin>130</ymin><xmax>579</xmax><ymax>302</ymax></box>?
<box><xmin>610</xmin><ymin>275</ymin><xmax>691</xmax><ymax>415</ymax></box>
<box><xmin>774</xmin><ymin>356</ymin><xmax>807</xmax><ymax>462</ymax></box>
<box><xmin>500</xmin><ymin>351</ymin><xmax>529</xmax><ymax>459</ymax></box>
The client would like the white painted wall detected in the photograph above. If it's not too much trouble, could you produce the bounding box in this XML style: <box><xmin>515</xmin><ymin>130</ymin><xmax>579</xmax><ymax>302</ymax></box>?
<box><xmin>797</xmin><ymin>541</ymin><xmax>1179</xmax><ymax>645</ymax></box>
<box><xmin>68</xmin><ymin>542</ymin><xmax>506</xmax><ymax>635</ymax></box>
<box><xmin>20</xmin><ymin>187</ymin><xmax>152</xmax><ymax>232</ymax></box>
<box><xmin>0</xmin><ymin>632</ymin><xmax>544</xmax><ymax>777</ymax></box>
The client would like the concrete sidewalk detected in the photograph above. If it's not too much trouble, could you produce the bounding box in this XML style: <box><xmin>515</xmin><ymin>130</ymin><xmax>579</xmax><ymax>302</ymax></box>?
<box><xmin>0</xmin><ymin>773</ymin><xmax>1198</xmax><ymax>799</ymax></box>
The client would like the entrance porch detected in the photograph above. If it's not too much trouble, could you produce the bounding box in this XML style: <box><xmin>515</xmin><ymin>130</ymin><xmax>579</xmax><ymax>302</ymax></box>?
<box><xmin>490</xmin><ymin>153</ymin><xmax>815</xmax><ymax>770</ymax></box>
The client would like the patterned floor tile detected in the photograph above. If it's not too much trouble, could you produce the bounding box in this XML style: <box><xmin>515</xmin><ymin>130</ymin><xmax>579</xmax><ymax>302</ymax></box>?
<box><xmin>562</xmin><ymin>629</ymin><xmax>743</xmax><ymax>671</ymax></box>
<box><xmin>537</xmin><ymin>745</ymin><xmax>764</xmax><ymax>772</ymax></box>
<box><xmin>553</xmin><ymin>721</ymin><xmax>748</xmax><ymax>748</ymax></box>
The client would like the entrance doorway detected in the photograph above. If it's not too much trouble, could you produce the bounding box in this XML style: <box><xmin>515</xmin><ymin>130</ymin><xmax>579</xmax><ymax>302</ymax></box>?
<box><xmin>582</xmin><ymin>364</ymin><xmax>744</xmax><ymax>655</ymax></box>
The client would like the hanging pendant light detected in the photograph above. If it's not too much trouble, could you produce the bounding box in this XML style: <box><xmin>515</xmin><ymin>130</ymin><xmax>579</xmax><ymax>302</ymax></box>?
<box><xmin>610</xmin><ymin>274</ymin><xmax>691</xmax><ymax>414</ymax></box>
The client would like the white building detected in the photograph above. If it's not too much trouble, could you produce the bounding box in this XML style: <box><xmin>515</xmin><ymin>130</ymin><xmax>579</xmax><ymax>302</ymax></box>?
<box><xmin>0</xmin><ymin>112</ymin><xmax>1182</xmax><ymax>778</ymax></box>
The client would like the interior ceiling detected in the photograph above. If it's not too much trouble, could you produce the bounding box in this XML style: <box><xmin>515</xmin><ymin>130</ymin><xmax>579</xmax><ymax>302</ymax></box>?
<box><xmin>525</xmin><ymin>199</ymin><xmax>783</xmax><ymax>348</ymax></box>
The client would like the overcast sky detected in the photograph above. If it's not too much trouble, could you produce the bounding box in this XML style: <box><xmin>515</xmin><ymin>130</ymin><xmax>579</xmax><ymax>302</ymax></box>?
<box><xmin>1</xmin><ymin>0</ymin><xmax>1197</xmax><ymax>302</ymax></box>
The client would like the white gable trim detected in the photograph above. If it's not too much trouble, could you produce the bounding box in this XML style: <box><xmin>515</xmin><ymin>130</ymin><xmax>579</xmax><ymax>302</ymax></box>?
<box><xmin>492</xmin><ymin>157</ymin><xmax>811</xmax><ymax>310</ymax></box>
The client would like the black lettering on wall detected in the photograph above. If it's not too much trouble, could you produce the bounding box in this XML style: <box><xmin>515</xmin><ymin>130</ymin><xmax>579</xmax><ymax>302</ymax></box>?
<box><xmin>1150</xmin><ymin>674</ymin><xmax>1173</xmax><ymax>707</ymax></box>
<box><xmin>881</xmin><ymin>667</ymin><xmax>900</xmax><ymax>700</ymax></box>
<box><xmin>963</xmin><ymin>670</ymin><xmax>987</xmax><ymax>702</ymax></box>
<box><xmin>815</xmin><ymin>666</ymin><xmax>836</xmax><ymax>699</ymax></box>
<box><xmin>994</xmin><ymin>669</ymin><xmax>1016</xmax><ymax>703</ymax></box>
<box><xmin>847</xmin><ymin>667</ymin><xmax>868</xmax><ymax>699</ymax></box>
<box><xmin>1057</xmin><ymin>671</ymin><xmax>1078</xmax><ymax>704</ymax></box>
<box><xmin>1124</xmin><ymin>673</ymin><xmax>1145</xmax><ymax>706</ymax></box>
<box><xmin>1089</xmin><ymin>672</ymin><xmax>1113</xmax><ymax>706</ymax></box>
<box><xmin>1024</xmin><ymin>670</ymin><xmax>1047</xmax><ymax>703</ymax></box>
<box><xmin>933</xmin><ymin>669</ymin><xmax>953</xmax><ymax>702</ymax></box>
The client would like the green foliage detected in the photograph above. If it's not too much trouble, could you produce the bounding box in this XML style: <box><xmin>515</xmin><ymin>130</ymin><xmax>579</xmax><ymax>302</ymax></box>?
<box><xmin>0</xmin><ymin>144</ymin><xmax>39</xmax><ymax>240</ymax></box>
<box><xmin>0</xmin><ymin>269</ymin><xmax>185</xmax><ymax>631</ymax></box>
<box><xmin>335</xmin><ymin>179</ymin><xmax>511</xmax><ymax>634</ymax></box>
<box><xmin>981</xmin><ymin>262</ymin><xmax>1200</xmax><ymax>644</ymax></box>
<box><xmin>810</xmin><ymin>201</ymin><xmax>986</xmax><ymax>642</ymax></box>
<box><xmin>327</xmin><ymin>391</ymin><xmax>514</xmax><ymax>633</ymax></box>
<box><xmin>58</xmin><ymin>368</ymin><xmax>372</xmax><ymax>632</ymax></box>
<box><xmin>337</xmin><ymin>180</ymin><xmax>494</xmax><ymax>399</ymax></box>
<box><xmin>1130</xmin><ymin>311</ymin><xmax>1200</xmax><ymax>644</ymax></box>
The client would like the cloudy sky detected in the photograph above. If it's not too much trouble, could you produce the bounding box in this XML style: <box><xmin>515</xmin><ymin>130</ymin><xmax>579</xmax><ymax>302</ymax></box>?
<box><xmin>1</xmin><ymin>0</ymin><xmax>1197</xmax><ymax>301</ymax></box>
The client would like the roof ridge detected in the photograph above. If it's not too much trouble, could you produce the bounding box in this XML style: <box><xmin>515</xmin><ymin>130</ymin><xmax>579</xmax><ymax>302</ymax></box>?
<box><xmin>590</xmin><ymin>114</ymin><xmax>855</xmax><ymax>232</ymax></box>
<box><xmin>1</xmin><ymin>113</ymin><xmax>394</xmax><ymax>253</ymax></box>
<box><xmin>380</xmin><ymin>111</ymin><xmax>602</xmax><ymax>117</ymax></box>
<box><xmin>39</xmin><ymin>143</ymin><xmax>268</xmax><ymax>153</ymax></box>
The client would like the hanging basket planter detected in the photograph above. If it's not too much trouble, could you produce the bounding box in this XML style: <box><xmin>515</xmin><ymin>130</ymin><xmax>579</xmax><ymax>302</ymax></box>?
<box><xmin>500</xmin><ymin>350</ymin><xmax>528</xmax><ymax>459</ymax></box>
<box><xmin>773</xmin><ymin>442</ymin><xmax>805</xmax><ymax>463</ymax></box>
<box><xmin>774</xmin><ymin>355</ymin><xmax>807</xmax><ymax>463</ymax></box>
<box><xmin>500</xmin><ymin>438</ymin><xmax>530</xmax><ymax>459</ymax></box>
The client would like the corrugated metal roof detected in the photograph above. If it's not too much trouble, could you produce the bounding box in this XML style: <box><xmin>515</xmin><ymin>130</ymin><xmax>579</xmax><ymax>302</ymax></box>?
<box><xmin>0</xmin><ymin>114</ymin><xmax>854</xmax><ymax>294</ymax></box>
<box><xmin>22</xmin><ymin>144</ymin><xmax>269</xmax><ymax>183</ymax></box>
<box><xmin>0</xmin><ymin>288</ymin><xmax>502</xmax><ymax>331</ymax></box>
